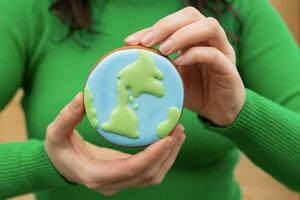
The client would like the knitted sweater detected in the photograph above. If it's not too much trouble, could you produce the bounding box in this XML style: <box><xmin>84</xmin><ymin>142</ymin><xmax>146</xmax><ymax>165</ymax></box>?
<box><xmin>0</xmin><ymin>0</ymin><xmax>299</xmax><ymax>199</ymax></box>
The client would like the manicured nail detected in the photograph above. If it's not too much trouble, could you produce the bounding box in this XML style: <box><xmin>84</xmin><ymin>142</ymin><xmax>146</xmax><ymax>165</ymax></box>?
<box><xmin>125</xmin><ymin>35</ymin><xmax>137</xmax><ymax>44</ymax></box>
<box><xmin>169</xmin><ymin>130</ymin><xmax>177</xmax><ymax>140</ymax></box>
<box><xmin>173</xmin><ymin>131</ymin><xmax>180</xmax><ymax>141</ymax></box>
<box><xmin>141</xmin><ymin>31</ymin><xmax>154</xmax><ymax>46</ymax></box>
<box><xmin>159</xmin><ymin>40</ymin><xmax>173</xmax><ymax>54</ymax></box>
<box><xmin>71</xmin><ymin>93</ymin><xmax>81</xmax><ymax>110</ymax></box>
<box><xmin>178</xmin><ymin>124</ymin><xmax>185</xmax><ymax>132</ymax></box>
<box><xmin>174</xmin><ymin>55</ymin><xmax>185</xmax><ymax>65</ymax></box>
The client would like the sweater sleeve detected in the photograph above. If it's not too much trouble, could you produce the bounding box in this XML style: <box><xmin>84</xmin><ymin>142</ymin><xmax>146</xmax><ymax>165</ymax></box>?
<box><xmin>0</xmin><ymin>0</ymin><xmax>68</xmax><ymax>198</ymax></box>
<box><xmin>207</xmin><ymin>0</ymin><xmax>300</xmax><ymax>191</ymax></box>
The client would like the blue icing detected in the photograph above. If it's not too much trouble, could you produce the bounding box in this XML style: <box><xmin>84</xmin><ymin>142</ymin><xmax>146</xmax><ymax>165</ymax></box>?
<box><xmin>86</xmin><ymin>49</ymin><xmax>184</xmax><ymax>147</ymax></box>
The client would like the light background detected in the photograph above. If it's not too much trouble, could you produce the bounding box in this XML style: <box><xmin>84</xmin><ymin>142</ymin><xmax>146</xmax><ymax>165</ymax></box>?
<box><xmin>1</xmin><ymin>1</ymin><xmax>299</xmax><ymax>199</ymax></box>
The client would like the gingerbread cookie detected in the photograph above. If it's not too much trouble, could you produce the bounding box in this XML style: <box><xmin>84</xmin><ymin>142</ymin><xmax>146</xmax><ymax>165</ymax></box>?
<box><xmin>84</xmin><ymin>46</ymin><xmax>184</xmax><ymax>147</ymax></box>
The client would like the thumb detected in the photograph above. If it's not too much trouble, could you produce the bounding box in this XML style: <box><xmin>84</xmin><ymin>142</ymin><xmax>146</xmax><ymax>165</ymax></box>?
<box><xmin>48</xmin><ymin>92</ymin><xmax>85</xmax><ymax>142</ymax></box>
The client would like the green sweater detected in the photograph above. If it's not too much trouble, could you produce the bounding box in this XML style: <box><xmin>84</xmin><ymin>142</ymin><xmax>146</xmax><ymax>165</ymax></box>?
<box><xmin>0</xmin><ymin>0</ymin><xmax>299</xmax><ymax>199</ymax></box>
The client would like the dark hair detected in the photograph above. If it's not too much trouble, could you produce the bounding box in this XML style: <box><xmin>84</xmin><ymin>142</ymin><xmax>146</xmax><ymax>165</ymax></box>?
<box><xmin>50</xmin><ymin>0</ymin><xmax>241</xmax><ymax>43</ymax></box>
<box><xmin>50</xmin><ymin>0</ymin><xmax>93</xmax><ymax>33</ymax></box>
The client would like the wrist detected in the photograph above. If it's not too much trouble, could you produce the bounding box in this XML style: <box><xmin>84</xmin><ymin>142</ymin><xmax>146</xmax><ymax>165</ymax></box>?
<box><xmin>201</xmin><ymin>88</ymin><xmax>254</xmax><ymax>132</ymax></box>
<box><xmin>197</xmin><ymin>89</ymin><xmax>246</xmax><ymax>127</ymax></box>
<box><xmin>197</xmin><ymin>112</ymin><xmax>240</xmax><ymax>127</ymax></box>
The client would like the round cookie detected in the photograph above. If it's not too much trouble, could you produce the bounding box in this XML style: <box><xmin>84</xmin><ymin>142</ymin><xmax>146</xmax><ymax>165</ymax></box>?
<box><xmin>84</xmin><ymin>46</ymin><xmax>184</xmax><ymax>147</ymax></box>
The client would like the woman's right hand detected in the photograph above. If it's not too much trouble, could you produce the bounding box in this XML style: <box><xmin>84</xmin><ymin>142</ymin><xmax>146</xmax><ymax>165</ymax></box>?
<box><xmin>45</xmin><ymin>93</ymin><xmax>185</xmax><ymax>196</ymax></box>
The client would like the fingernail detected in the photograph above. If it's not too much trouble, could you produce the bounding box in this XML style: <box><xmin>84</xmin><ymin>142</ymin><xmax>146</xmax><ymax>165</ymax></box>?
<box><xmin>71</xmin><ymin>93</ymin><xmax>81</xmax><ymax>110</ymax></box>
<box><xmin>125</xmin><ymin>35</ymin><xmax>137</xmax><ymax>44</ymax></box>
<box><xmin>159</xmin><ymin>40</ymin><xmax>173</xmax><ymax>54</ymax></box>
<box><xmin>141</xmin><ymin>31</ymin><xmax>154</xmax><ymax>46</ymax></box>
<box><xmin>178</xmin><ymin>124</ymin><xmax>185</xmax><ymax>132</ymax></box>
<box><xmin>174</xmin><ymin>55</ymin><xmax>185</xmax><ymax>65</ymax></box>
<box><xmin>170</xmin><ymin>130</ymin><xmax>179</xmax><ymax>141</ymax></box>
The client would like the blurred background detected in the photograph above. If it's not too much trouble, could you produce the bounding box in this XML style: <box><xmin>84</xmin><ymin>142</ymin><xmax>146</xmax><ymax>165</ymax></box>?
<box><xmin>1</xmin><ymin>0</ymin><xmax>299</xmax><ymax>199</ymax></box>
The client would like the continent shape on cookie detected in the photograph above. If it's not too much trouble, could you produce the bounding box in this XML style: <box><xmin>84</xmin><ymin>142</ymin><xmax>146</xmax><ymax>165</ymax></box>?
<box><xmin>84</xmin><ymin>47</ymin><xmax>184</xmax><ymax>147</ymax></box>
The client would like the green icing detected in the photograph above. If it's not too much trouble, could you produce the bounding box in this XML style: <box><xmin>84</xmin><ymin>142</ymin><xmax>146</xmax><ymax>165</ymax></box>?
<box><xmin>118</xmin><ymin>50</ymin><xmax>164</xmax><ymax>98</ymax></box>
<box><xmin>102</xmin><ymin>105</ymin><xmax>139</xmax><ymax>138</ymax></box>
<box><xmin>101</xmin><ymin>50</ymin><xmax>165</xmax><ymax>139</ymax></box>
<box><xmin>156</xmin><ymin>107</ymin><xmax>181</xmax><ymax>138</ymax></box>
<box><xmin>133</xmin><ymin>104</ymin><xmax>139</xmax><ymax>110</ymax></box>
<box><xmin>129</xmin><ymin>95</ymin><xmax>134</xmax><ymax>103</ymax></box>
<box><xmin>84</xmin><ymin>86</ymin><xmax>99</xmax><ymax>129</ymax></box>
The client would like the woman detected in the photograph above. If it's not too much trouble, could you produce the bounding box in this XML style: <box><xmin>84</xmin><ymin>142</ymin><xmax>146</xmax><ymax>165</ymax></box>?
<box><xmin>0</xmin><ymin>0</ymin><xmax>299</xmax><ymax>199</ymax></box>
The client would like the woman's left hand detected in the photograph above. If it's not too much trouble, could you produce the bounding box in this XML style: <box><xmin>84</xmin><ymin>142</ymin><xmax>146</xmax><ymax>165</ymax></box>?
<box><xmin>125</xmin><ymin>6</ymin><xmax>246</xmax><ymax>126</ymax></box>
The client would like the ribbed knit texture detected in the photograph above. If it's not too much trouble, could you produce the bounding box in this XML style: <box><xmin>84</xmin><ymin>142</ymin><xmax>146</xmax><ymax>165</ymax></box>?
<box><xmin>208</xmin><ymin>90</ymin><xmax>300</xmax><ymax>191</ymax></box>
<box><xmin>0</xmin><ymin>140</ymin><xmax>67</xmax><ymax>198</ymax></box>
<box><xmin>0</xmin><ymin>0</ymin><xmax>299</xmax><ymax>199</ymax></box>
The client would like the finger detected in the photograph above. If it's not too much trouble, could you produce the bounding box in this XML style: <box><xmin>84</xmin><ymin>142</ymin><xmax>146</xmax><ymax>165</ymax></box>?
<box><xmin>69</xmin><ymin>130</ymin><xmax>93</xmax><ymax>160</ymax></box>
<box><xmin>138</xmin><ymin>7</ymin><xmax>204</xmax><ymax>47</ymax></box>
<box><xmin>100</xmin><ymin>125</ymin><xmax>184</xmax><ymax>190</ymax></box>
<box><xmin>159</xmin><ymin>17</ymin><xmax>232</xmax><ymax>58</ymax></box>
<box><xmin>143</xmin><ymin>124</ymin><xmax>184</xmax><ymax>173</ymax></box>
<box><xmin>174</xmin><ymin>46</ymin><xmax>235</xmax><ymax>75</ymax></box>
<box><xmin>140</xmin><ymin>131</ymin><xmax>186</xmax><ymax>187</ymax></box>
<box><xmin>123</xmin><ymin>133</ymin><xmax>175</xmax><ymax>175</ymax></box>
<box><xmin>90</xmin><ymin>133</ymin><xmax>175</xmax><ymax>187</ymax></box>
<box><xmin>96</xmin><ymin>188</ymin><xmax>119</xmax><ymax>196</ymax></box>
<box><xmin>157</xmin><ymin>125</ymin><xmax>185</xmax><ymax>176</ymax></box>
<box><xmin>90</xmin><ymin>125</ymin><xmax>182</xmax><ymax>188</ymax></box>
<box><xmin>124</xmin><ymin>28</ymin><xmax>150</xmax><ymax>45</ymax></box>
<box><xmin>47</xmin><ymin>93</ymin><xmax>85</xmax><ymax>142</ymax></box>
<box><xmin>98</xmin><ymin>144</ymin><xmax>174</xmax><ymax>191</ymax></box>
<box><xmin>85</xmin><ymin>142</ymin><xmax>132</xmax><ymax>161</ymax></box>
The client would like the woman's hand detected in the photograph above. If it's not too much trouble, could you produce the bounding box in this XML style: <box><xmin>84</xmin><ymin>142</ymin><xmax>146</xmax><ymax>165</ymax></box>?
<box><xmin>45</xmin><ymin>93</ymin><xmax>185</xmax><ymax>196</ymax></box>
<box><xmin>125</xmin><ymin>7</ymin><xmax>246</xmax><ymax>126</ymax></box>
